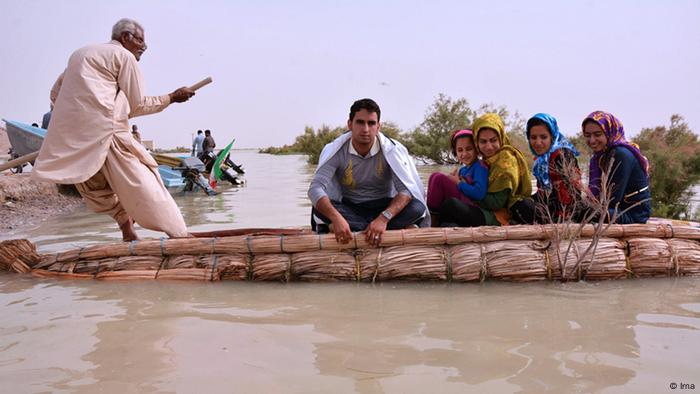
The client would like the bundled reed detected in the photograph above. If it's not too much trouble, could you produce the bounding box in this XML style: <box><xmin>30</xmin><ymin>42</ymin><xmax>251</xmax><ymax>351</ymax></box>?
<box><xmin>482</xmin><ymin>241</ymin><xmax>548</xmax><ymax>281</ymax></box>
<box><xmin>571</xmin><ymin>239</ymin><xmax>627</xmax><ymax>280</ymax></box>
<box><xmin>213</xmin><ymin>254</ymin><xmax>248</xmax><ymax>281</ymax></box>
<box><xmin>251</xmin><ymin>254</ymin><xmax>290</xmax><ymax>281</ymax></box>
<box><xmin>291</xmin><ymin>250</ymin><xmax>359</xmax><ymax>281</ymax></box>
<box><xmin>0</xmin><ymin>240</ymin><xmax>41</xmax><ymax>273</ymax></box>
<box><xmin>362</xmin><ymin>246</ymin><xmax>447</xmax><ymax>281</ymax></box>
<box><xmin>449</xmin><ymin>244</ymin><xmax>483</xmax><ymax>281</ymax></box>
<box><xmin>627</xmin><ymin>238</ymin><xmax>674</xmax><ymax>278</ymax></box>
<box><xmin>3</xmin><ymin>224</ymin><xmax>700</xmax><ymax>282</ymax></box>
<box><xmin>30</xmin><ymin>224</ymin><xmax>697</xmax><ymax>263</ymax></box>
<box><xmin>666</xmin><ymin>239</ymin><xmax>700</xmax><ymax>276</ymax></box>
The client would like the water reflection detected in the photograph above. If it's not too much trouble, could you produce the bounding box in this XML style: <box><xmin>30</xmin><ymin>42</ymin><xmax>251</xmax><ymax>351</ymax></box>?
<box><xmin>72</xmin><ymin>282</ymin><xmax>189</xmax><ymax>393</ymax></box>
<box><xmin>3</xmin><ymin>151</ymin><xmax>440</xmax><ymax>253</ymax></box>
<box><xmin>1</xmin><ymin>274</ymin><xmax>699</xmax><ymax>392</ymax></box>
<box><xmin>0</xmin><ymin>276</ymin><xmax>122</xmax><ymax>392</ymax></box>
<box><xmin>2</xmin><ymin>152</ymin><xmax>700</xmax><ymax>392</ymax></box>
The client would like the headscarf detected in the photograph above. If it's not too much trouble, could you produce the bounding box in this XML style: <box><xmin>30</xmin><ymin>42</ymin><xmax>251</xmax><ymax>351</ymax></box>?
<box><xmin>583</xmin><ymin>111</ymin><xmax>649</xmax><ymax>198</ymax></box>
<box><xmin>526</xmin><ymin>113</ymin><xmax>579</xmax><ymax>190</ymax></box>
<box><xmin>452</xmin><ymin>129</ymin><xmax>473</xmax><ymax>141</ymax></box>
<box><xmin>473</xmin><ymin>113</ymin><xmax>532</xmax><ymax>208</ymax></box>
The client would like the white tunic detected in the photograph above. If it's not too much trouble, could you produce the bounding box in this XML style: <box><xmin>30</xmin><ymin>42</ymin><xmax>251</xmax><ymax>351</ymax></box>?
<box><xmin>33</xmin><ymin>40</ymin><xmax>170</xmax><ymax>184</ymax></box>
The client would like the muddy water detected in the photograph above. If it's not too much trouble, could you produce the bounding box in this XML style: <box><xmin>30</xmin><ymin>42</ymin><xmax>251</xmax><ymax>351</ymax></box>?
<box><xmin>3</xmin><ymin>151</ymin><xmax>319</xmax><ymax>252</ymax></box>
<box><xmin>2</xmin><ymin>151</ymin><xmax>700</xmax><ymax>393</ymax></box>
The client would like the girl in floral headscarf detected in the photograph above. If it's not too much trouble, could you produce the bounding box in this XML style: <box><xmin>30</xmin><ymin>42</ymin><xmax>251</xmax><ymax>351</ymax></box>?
<box><xmin>440</xmin><ymin>113</ymin><xmax>533</xmax><ymax>226</ymax></box>
<box><xmin>582</xmin><ymin>110</ymin><xmax>651</xmax><ymax>224</ymax></box>
<box><xmin>526</xmin><ymin>113</ymin><xmax>588</xmax><ymax>222</ymax></box>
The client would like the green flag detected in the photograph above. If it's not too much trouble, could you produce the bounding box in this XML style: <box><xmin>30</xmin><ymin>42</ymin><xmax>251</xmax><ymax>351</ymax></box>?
<box><xmin>209</xmin><ymin>139</ymin><xmax>235</xmax><ymax>188</ymax></box>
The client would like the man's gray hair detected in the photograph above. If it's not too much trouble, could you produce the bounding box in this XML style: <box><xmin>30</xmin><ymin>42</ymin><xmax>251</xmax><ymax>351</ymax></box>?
<box><xmin>111</xmin><ymin>18</ymin><xmax>143</xmax><ymax>40</ymax></box>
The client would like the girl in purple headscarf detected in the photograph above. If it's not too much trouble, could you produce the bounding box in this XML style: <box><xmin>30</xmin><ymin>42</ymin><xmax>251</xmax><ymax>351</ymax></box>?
<box><xmin>426</xmin><ymin>129</ymin><xmax>489</xmax><ymax>226</ymax></box>
<box><xmin>582</xmin><ymin>111</ymin><xmax>651</xmax><ymax>224</ymax></box>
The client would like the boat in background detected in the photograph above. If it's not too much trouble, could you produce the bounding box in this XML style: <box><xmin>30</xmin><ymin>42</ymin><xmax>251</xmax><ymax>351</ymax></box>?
<box><xmin>3</xmin><ymin>120</ymin><xmax>44</xmax><ymax>157</ymax></box>
<box><xmin>2</xmin><ymin>119</ymin><xmax>244</xmax><ymax>193</ymax></box>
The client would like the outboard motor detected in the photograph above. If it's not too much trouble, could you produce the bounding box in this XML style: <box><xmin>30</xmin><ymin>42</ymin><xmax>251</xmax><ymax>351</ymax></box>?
<box><xmin>200</xmin><ymin>151</ymin><xmax>245</xmax><ymax>186</ymax></box>
<box><xmin>175</xmin><ymin>157</ymin><xmax>217</xmax><ymax>195</ymax></box>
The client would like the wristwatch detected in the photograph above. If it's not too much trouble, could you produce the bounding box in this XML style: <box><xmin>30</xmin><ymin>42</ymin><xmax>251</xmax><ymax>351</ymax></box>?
<box><xmin>381</xmin><ymin>210</ymin><xmax>393</xmax><ymax>221</ymax></box>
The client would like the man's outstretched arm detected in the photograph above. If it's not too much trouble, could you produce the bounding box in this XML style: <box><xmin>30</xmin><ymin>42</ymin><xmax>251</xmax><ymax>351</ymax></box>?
<box><xmin>119</xmin><ymin>55</ymin><xmax>194</xmax><ymax>118</ymax></box>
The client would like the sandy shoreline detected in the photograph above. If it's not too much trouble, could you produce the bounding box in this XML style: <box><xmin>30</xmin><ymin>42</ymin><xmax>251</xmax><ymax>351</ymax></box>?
<box><xmin>1</xmin><ymin>126</ymin><xmax>84</xmax><ymax>234</ymax></box>
<box><xmin>0</xmin><ymin>173</ymin><xmax>83</xmax><ymax>234</ymax></box>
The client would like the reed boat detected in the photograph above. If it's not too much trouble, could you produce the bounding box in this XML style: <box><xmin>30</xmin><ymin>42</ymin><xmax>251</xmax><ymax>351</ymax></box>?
<box><xmin>2</xmin><ymin>224</ymin><xmax>700</xmax><ymax>282</ymax></box>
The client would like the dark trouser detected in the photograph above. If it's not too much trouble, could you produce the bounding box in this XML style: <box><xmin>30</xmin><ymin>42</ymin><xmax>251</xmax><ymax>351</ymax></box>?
<box><xmin>440</xmin><ymin>197</ymin><xmax>535</xmax><ymax>227</ymax></box>
<box><xmin>531</xmin><ymin>193</ymin><xmax>603</xmax><ymax>224</ymax></box>
<box><xmin>311</xmin><ymin>197</ymin><xmax>426</xmax><ymax>233</ymax></box>
<box><xmin>439</xmin><ymin>198</ymin><xmax>486</xmax><ymax>227</ymax></box>
<box><xmin>510</xmin><ymin>198</ymin><xmax>535</xmax><ymax>224</ymax></box>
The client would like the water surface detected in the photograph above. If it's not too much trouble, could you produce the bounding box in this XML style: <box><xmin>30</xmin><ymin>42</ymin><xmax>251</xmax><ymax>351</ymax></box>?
<box><xmin>1</xmin><ymin>151</ymin><xmax>699</xmax><ymax>393</ymax></box>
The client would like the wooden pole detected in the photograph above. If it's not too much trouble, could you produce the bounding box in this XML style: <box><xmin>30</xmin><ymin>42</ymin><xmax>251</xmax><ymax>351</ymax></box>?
<box><xmin>0</xmin><ymin>151</ymin><xmax>39</xmax><ymax>173</ymax></box>
<box><xmin>188</xmin><ymin>77</ymin><xmax>213</xmax><ymax>91</ymax></box>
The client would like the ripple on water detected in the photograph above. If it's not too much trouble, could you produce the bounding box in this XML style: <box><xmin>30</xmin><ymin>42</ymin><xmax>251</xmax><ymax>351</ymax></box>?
<box><xmin>1</xmin><ymin>154</ymin><xmax>700</xmax><ymax>391</ymax></box>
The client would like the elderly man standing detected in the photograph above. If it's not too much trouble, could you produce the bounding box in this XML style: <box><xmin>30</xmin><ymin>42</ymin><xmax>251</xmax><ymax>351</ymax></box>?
<box><xmin>33</xmin><ymin>18</ymin><xmax>195</xmax><ymax>241</ymax></box>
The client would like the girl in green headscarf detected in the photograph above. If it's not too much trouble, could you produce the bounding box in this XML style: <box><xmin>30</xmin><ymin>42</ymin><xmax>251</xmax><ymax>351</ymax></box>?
<box><xmin>439</xmin><ymin>113</ymin><xmax>533</xmax><ymax>226</ymax></box>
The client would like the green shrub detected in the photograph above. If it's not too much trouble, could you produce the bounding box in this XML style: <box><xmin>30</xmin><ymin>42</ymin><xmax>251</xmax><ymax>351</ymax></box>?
<box><xmin>633</xmin><ymin>115</ymin><xmax>700</xmax><ymax>219</ymax></box>
<box><xmin>402</xmin><ymin>94</ymin><xmax>529</xmax><ymax>164</ymax></box>
<box><xmin>259</xmin><ymin>125</ymin><xmax>347</xmax><ymax>164</ymax></box>
<box><xmin>260</xmin><ymin>121</ymin><xmax>408</xmax><ymax>165</ymax></box>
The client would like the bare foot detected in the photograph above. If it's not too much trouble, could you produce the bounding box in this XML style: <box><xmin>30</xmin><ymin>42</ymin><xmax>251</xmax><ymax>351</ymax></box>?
<box><xmin>119</xmin><ymin>218</ymin><xmax>139</xmax><ymax>242</ymax></box>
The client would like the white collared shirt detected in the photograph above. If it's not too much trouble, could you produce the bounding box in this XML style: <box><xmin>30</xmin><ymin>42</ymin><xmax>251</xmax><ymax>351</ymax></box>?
<box><xmin>348</xmin><ymin>137</ymin><xmax>380</xmax><ymax>158</ymax></box>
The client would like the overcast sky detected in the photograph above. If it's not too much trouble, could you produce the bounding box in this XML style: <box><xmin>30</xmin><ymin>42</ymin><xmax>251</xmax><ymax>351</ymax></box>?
<box><xmin>1</xmin><ymin>0</ymin><xmax>698</xmax><ymax>148</ymax></box>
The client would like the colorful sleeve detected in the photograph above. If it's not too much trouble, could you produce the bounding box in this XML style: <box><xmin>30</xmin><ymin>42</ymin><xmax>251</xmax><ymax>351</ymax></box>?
<box><xmin>550</xmin><ymin>149</ymin><xmax>582</xmax><ymax>207</ymax></box>
<box><xmin>457</xmin><ymin>162</ymin><xmax>488</xmax><ymax>201</ymax></box>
